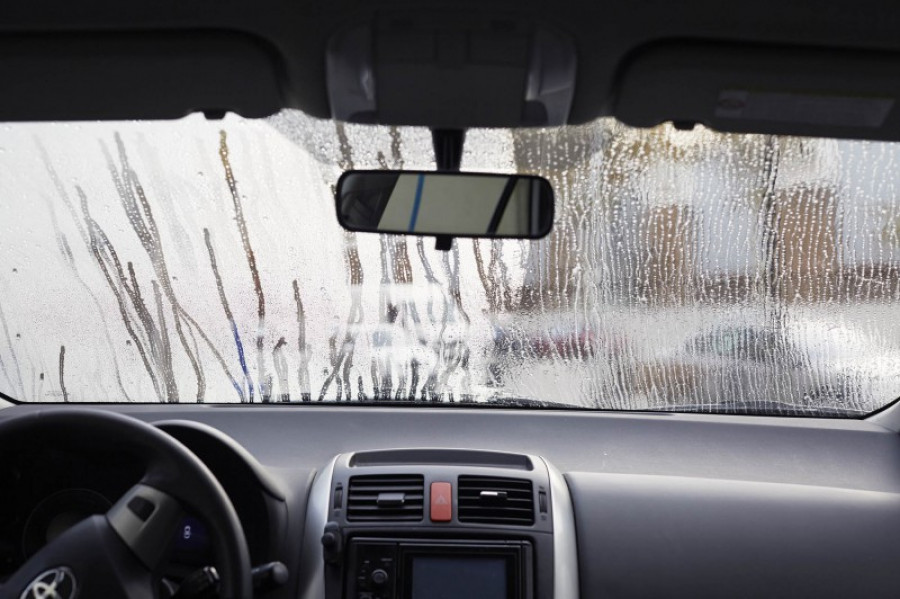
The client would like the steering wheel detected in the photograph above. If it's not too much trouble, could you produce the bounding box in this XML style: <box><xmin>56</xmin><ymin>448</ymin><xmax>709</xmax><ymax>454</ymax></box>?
<box><xmin>0</xmin><ymin>409</ymin><xmax>252</xmax><ymax>599</ymax></box>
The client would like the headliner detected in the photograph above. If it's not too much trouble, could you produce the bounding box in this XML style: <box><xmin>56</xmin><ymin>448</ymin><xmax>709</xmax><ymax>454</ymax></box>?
<box><xmin>2</xmin><ymin>0</ymin><xmax>900</xmax><ymax>140</ymax></box>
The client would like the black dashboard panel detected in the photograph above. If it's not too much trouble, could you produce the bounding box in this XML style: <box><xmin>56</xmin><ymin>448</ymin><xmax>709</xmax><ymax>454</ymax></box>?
<box><xmin>1</xmin><ymin>403</ymin><xmax>900</xmax><ymax>598</ymax></box>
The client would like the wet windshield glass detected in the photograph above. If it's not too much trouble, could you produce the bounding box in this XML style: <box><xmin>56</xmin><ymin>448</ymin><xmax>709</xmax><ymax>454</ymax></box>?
<box><xmin>1</xmin><ymin>110</ymin><xmax>900</xmax><ymax>415</ymax></box>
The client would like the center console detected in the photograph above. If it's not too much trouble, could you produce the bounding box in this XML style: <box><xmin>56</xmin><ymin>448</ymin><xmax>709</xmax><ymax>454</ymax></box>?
<box><xmin>300</xmin><ymin>448</ymin><xmax>577</xmax><ymax>599</ymax></box>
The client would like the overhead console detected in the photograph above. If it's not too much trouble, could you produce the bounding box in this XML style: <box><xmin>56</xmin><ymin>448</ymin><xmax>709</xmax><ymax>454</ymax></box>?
<box><xmin>299</xmin><ymin>448</ymin><xmax>577</xmax><ymax>599</ymax></box>
<box><xmin>326</xmin><ymin>16</ymin><xmax>577</xmax><ymax>128</ymax></box>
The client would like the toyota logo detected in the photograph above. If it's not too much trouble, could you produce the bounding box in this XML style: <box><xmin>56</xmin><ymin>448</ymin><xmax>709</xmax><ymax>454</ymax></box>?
<box><xmin>20</xmin><ymin>567</ymin><xmax>77</xmax><ymax>599</ymax></box>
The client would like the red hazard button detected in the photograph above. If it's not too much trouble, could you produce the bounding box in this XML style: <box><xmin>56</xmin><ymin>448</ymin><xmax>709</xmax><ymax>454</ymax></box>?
<box><xmin>430</xmin><ymin>482</ymin><xmax>452</xmax><ymax>522</ymax></box>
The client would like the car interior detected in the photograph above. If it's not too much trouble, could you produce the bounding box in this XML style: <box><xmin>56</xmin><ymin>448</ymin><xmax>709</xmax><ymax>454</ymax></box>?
<box><xmin>2</xmin><ymin>0</ymin><xmax>900</xmax><ymax>598</ymax></box>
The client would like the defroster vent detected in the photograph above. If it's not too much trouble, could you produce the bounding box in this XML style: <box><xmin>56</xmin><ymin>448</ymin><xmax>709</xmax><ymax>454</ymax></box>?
<box><xmin>347</xmin><ymin>474</ymin><xmax>425</xmax><ymax>521</ymax></box>
<box><xmin>458</xmin><ymin>476</ymin><xmax>535</xmax><ymax>525</ymax></box>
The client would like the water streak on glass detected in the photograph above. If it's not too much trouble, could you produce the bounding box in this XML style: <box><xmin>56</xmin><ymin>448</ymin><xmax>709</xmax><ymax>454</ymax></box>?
<box><xmin>1</xmin><ymin>113</ymin><xmax>899</xmax><ymax>415</ymax></box>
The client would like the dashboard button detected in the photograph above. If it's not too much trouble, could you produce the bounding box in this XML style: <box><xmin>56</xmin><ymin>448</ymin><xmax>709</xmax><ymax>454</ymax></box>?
<box><xmin>430</xmin><ymin>482</ymin><xmax>452</xmax><ymax>522</ymax></box>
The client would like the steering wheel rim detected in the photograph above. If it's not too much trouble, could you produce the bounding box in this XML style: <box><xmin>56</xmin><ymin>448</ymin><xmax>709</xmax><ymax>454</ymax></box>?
<box><xmin>0</xmin><ymin>408</ymin><xmax>252</xmax><ymax>599</ymax></box>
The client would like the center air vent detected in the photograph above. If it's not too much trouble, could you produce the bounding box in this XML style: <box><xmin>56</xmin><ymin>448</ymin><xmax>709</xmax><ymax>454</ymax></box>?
<box><xmin>347</xmin><ymin>474</ymin><xmax>424</xmax><ymax>521</ymax></box>
<box><xmin>458</xmin><ymin>476</ymin><xmax>535</xmax><ymax>525</ymax></box>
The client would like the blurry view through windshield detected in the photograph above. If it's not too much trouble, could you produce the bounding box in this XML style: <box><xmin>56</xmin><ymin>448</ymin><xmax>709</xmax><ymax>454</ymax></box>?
<box><xmin>1</xmin><ymin>111</ymin><xmax>900</xmax><ymax>415</ymax></box>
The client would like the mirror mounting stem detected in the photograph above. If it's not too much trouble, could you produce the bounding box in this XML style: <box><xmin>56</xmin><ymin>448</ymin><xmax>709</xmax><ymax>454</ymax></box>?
<box><xmin>432</xmin><ymin>129</ymin><xmax>465</xmax><ymax>172</ymax></box>
<box><xmin>431</xmin><ymin>129</ymin><xmax>465</xmax><ymax>250</ymax></box>
<box><xmin>435</xmin><ymin>235</ymin><xmax>453</xmax><ymax>251</ymax></box>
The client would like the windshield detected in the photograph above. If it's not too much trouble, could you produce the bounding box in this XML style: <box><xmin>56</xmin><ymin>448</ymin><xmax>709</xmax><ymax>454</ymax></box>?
<box><xmin>2</xmin><ymin>110</ymin><xmax>900</xmax><ymax>416</ymax></box>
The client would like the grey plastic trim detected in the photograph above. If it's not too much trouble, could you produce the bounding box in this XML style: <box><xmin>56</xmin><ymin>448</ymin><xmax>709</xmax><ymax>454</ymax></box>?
<box><xmin>297</xmin><ymin>455</ymin><xmax>337</xmax><ymax>599</ymax></box>
<box><xmin>566</xmin><ymin>471</ymin><xmax>900</xmax><ymax>598</ymax></box>
<box><xmin>524</xmin><ymin>28</ymin><xmax>577</xmax><ymax>126</ymax></box>
<box><xmin>868</xmin><ymin>399</ymin><xmax>900</xmax><ymax>433</ymax></box>
<box><xmin>326</xmin><ymin>25</ymin><xmax>376</xmax><ymax>122</ymax></box>
<box><xmin>540</xmin><ymin>456</ymin><xmax>579</xmax><ymax>599</ymax></box>
<box><xmin>349</xmin><ymin>447</ymin><xmax>534</xmax><ymax>469</ymax></box>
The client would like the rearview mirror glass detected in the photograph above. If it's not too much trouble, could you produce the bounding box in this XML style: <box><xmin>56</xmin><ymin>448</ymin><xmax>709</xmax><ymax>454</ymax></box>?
<box><xmin>336</xmin><ymin>170</ymin><xmax>554</xmax><ymax>239</ymax></box>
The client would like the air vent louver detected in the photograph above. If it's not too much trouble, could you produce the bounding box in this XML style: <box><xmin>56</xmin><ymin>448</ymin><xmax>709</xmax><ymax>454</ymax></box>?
<box><xmin>347</xmin><ymin>474</ymin><xmax>424</xmax><ymax>521</ymax></box>
<box><xmin>458</xmin><ymin>475</ymin><xmax>535</xmax><ymax>525</ymax></box>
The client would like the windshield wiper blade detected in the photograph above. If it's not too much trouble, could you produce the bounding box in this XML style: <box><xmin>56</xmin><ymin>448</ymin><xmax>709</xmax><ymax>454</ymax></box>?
<box><xmin>277</xmin><ymin>389</ymin><xmax>580</xmax><ymax>408</ymax></box>
<box><xmin>645</xmin><ymin>400</ymin><xmax>865</xmax><ymax>418</ymax></box>
<box><xmin>480</xmin><ymin>396</ymin><xmax>578</xmax><ymax>409</ymax></box>
<box><xmin>0</xmin><ymin>388</ymin><xmax>18</xmax><ymax>404</ymax></box>
<box><xmin>289</xmin><ymin>394</ymin><xmax>578</xmax><ymax>409</ymax></box>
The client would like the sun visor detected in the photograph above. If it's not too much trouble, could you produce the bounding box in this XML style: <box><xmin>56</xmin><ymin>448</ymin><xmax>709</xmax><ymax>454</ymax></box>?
<box><xmin>0</xmin><ymin>32</ymin><xmax>284</xmax><ymax>121</ymax></box>
<box><xmin>615</xmin><ymin>42</ymin><xmax>900</xmax><ymax>141</ymax></box>
<box><xmin>326</xmin><ymin>18</ymin><xmax>576</xmax><ymax>128</ymax></box>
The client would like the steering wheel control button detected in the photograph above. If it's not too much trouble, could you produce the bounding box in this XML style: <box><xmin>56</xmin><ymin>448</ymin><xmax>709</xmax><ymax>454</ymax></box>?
<box><xmin>20</xmin><ymin>566</ymin><xmax>77</xmax><ymax>599</ymax></box>
<box><xmin>430</xmin><ymin>482</ymin><xmax>452</xmax><ymax>522</ymax></box>
<box><xmin>127</xmin><ymin>496</ymin><xmax>156</xmax><ymax>521</ymax></box>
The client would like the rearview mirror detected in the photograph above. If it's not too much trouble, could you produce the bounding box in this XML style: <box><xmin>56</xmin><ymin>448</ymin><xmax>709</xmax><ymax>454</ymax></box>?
<box><xmin>335</xmin><ymin>170</ymin><xmax>554</xmax><ymax>240</ymax></box>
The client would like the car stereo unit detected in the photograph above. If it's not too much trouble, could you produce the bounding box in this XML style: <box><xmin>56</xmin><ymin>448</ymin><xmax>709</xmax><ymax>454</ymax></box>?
<box><xmin>346</xmin><ymin>538</ymin><xmax>532</xmax><ymax>599</ymax></box>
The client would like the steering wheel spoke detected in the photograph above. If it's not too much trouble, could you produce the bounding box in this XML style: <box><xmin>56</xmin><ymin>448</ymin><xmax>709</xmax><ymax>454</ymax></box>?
<box><xmin>1</xmin><ymin>514</ymin><xmax>154</xmax><ymax>599</ymax></box>
<box><xmin>108</xmin><ymin>483</ymin><xmax>185</xmax><ymax>572</ymax></box>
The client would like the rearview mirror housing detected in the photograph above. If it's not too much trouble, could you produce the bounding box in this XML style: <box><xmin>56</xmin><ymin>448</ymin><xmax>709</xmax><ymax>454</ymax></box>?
<box><xmin>335</xmin><ymin>170</ymin><xmax>554</xmax><ymax>240</ymax></box>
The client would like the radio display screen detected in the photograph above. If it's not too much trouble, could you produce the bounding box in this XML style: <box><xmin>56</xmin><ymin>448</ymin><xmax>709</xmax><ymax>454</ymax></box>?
<box><xmin>409</xmin><ymin>556</ymin><xmax>508</xmax><ymax>599</ymax></box>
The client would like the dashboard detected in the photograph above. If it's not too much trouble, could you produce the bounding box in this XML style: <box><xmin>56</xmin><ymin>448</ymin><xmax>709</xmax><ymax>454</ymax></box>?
<box><xmin>1</xmin><ymin>403</ymin><xmax>900</xmax><ymax>598</ymax></box>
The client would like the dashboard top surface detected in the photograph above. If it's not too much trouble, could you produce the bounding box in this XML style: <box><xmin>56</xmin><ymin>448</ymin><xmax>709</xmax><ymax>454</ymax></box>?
<box><xmin>2</xmin><ymin>403</ymin><xmax>898</xmax><ymax>493</ymax></box>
